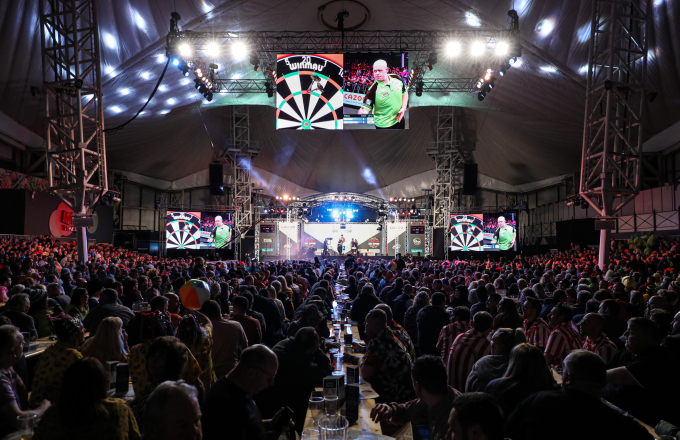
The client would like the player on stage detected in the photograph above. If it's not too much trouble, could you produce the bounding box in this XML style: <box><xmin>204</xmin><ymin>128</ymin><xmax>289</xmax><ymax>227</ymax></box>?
<box><xmin>323</xmin><ymin>238</ymin><xmax>330</xmax><ymax>258</ymax></box>
<box><xmin>350</xmin><ymin>238</ymin><xmax>358</xmax><ymax>255</ymax></box>
<box><xmin>337</xmin><ymin>235</ymin><xmax>345</xmax><ymax>256</ymax></box>
<box><xmin>357</xmin><ymin>59</ymin><xmax>408</xmax><ymax>129</ymax></box>
<box><xmin>209</xmin><ymin>216</ymin><xmax>231</xmax><ymax>252</ymax></box>
<box><xmin>491</xmin><ymin>216</ymin><xmax>516</xmax><ymax>250</ymax></box>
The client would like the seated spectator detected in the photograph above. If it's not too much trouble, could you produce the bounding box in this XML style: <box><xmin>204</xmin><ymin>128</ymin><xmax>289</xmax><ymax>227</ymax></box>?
<box><xmin>83</xmin><ymin>288</ymin><xmax>134</xmax><ymax>334</ymax></box>
<box><xmin>231</xmin><ymin>296</ymin><xmax>262</xmax><ymax>345</ymax></box>
<box><xmin>142</xmin><ymin>381</ymin><xmax>201</xmax><ymax>440</ymax></box>
<box><xmin>165</xmin><ymin>293</ymin><xmax>182</xmax><ymax>329</ymax></box>
<box><xmin>86</xmin><ymin>278</ymin><xmax>104</xmax><ymax>309</ymax></box>
<box><xmin>24</xmin><ymin>286</ymin><xmax>52</xmax><ymax>338</ymax></box>
<box><xmin>128</xmin><ymin>312</ymin><xmax>201</xmax><ymax>396</ymax></box>
<box><xmin>79</xmin><ymin>316</ymin><xmax>129</xmax><ymax>364</ymax></box>
<box><xmin>46</xmin><ymin>283</ymin><xmax>69</xmax><ymax>314</ymax></box>
<box><xmin>436</xmin><ymin>306</ymin><xmax>470</xmax><ymax>364</ymax></box>
<box><xmin>545</xmin><ymin>303</ymin><xmax>583</xmax><ymax>366</ymax></box>
<box><xmin>417</xmin><ymin>292</ymin><xmax>451</xmax><ymax>356</ymax></box>
<box><xmin>349</xmin><ymin>283</ymin><xmax>383</xmax><ymax>339</ymax></box>
<box><xmin>200</xmin><ymin>300</ymin><xmax>247</xmax><ymax>377</ymax></box>
<box><xmin>126</xmin><ymin>297</ymin><xmax>175</xmax><ymax>348</ymax></box>
<box><xmin>403</xmin><ymin>291</ymin><xmax>430</xmax><ymax>344</ymax></box>
<box><xmin>466</xmin><ymin>327</ymin><xmax>526</xmax><ymax>392</ymax></box>
<box><xmin>29</xmin><ymin>314</ymin><xmax>85</xmax><ymax>407</ymax></box>
<box><xmin>203</xmin><ymin>344</ymin><xmax>293</xmax><ymax>440</ymax></box>
<box><xmin>374</xmin><ymin>304</ymin><xmax>416</xmax><ymax>360</ymax></box>
<box><xmin>506</xmin><ymin>350</ymin><xmax>653</xmax><ymax>440</ymax></box>
<box><xmin>0</xmin><ymin>325</ymin><xmax>51</xmax><ymax>438</ymax></box>
<box><xmin>393</xmin><ymin>284</ymin><xmax>414</xmax><ymax>325</ymax></box>
<box><xmin>492</xmin><ymin>297</ymin><xmax>524</xmax><ymax>331</ymax></box>
<box><xmin>539</xmin><ymin>289</ymin><xmax>567</xmax><ymax>321</ymax></box>
<box><xmin>345</xmin><ymin>309</ymin><xmax>415</xmax><ymax>403</ymax></box>
<box><xmin>447</xmin><ymin>311</ymin><xmax>493</xmax><ymax>391</ymax></box>
<box><xmin>255</xmin><ymin>327</ymin><xmax>332</xmax><ymax>435</ymax></box>
<box><xmin>252</xmin><ymin>288</ymin><xmax>284</xmax><ymax>347</ymax></box>
<box><xmin>130</xmin><ymin>336</ymin><xmax>191</xmax><ymax>425</ymax></box>
<box><xmin>485</xmin><ymin>292</ymin><xmax>501</xmax><ymax>317</ymax></box>
<box><xmin>2</xmin><ymin>293</ymin><xmax>38</xmax><ymax>340</ymax></box>
<box><xmin>64</xmin><ymin>287</ymin><xmax>89</xmax><ymax>321</ymax></box>
<box><xmin>522</xmin><ymin>297</ymin><xmax>550</xmax><ymax>351</ymax></box>
<box><xmin>578</xmin><ymin>313</ymin><xmax>618</xmax><ymax>363</ymax></box>
<box><xmin>662</xmin><ymin>310</ymin><xmax>680</xmax><ymax>359</ymax></box>
<box><xmin>572</xmin><ymin>298</ymin><xmax>601</xmax><ymax>325</ymax></box>
<box><xmin>32</xmin><ymin>358</ymin><xmax>140</xmax><ymax>440</ymax></box>
<box><xmin>470</xmin><ymin>287</ymin><xmax>489</xmax><ymax>316</ymax></box>
<box><xmin>177</xmin><ymin>311</ymin><xmax>217</xmax><ymax>391</ymax></box>
<box><xmin>485</xmin><ymin>343</ymin><xmax>557</xmax><ymax>416</ymax></box>
<box><xmin>370</xmin><ymin>356</ymin><xmax>460</xmax><ymax>439</ymax></box>
<box><xmin>599</xmin><ymin>298</ymin><xmax>628</xmax><ymax>341</ymax></box>
<box><xmin>446</xmin><ymin>393</ymin><xmax>505</xmax><ymax>440</ymax></box>
<box><xmin>604</xmin><ymin>317</ymin><xmax>680</xmax><ymax>427</ymax></box>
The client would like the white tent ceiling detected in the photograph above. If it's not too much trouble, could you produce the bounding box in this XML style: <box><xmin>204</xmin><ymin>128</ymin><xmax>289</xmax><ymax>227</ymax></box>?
<box><xmin>1</xmin><ymin>0</ymin><xmax>679</xmax><ymax>193</ymax></box>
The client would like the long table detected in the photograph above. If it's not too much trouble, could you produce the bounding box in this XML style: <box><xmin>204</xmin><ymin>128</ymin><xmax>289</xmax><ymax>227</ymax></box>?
<box><xmin>551</xmin><ymin>368</ymin><xmax>657</xmax><ymax>439</ymax></box>
<box><xmin>303</xmin><ymin>324</ymin><xmax>383</xmax><ymax>435</ymax></box>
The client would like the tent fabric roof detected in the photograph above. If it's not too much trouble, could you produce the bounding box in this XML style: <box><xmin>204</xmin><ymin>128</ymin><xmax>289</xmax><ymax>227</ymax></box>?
<box><xmin>1</xmin><ymin>0</ymin><xmax>678</xmax><ymax>192</ymax></box>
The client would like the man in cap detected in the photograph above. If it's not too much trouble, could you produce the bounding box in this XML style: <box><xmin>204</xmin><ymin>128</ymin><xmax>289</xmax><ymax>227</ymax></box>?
<box><xmin>578</xmin><ymin>313</ymin><xmax>618</xmax><ymax>364</ymax></box>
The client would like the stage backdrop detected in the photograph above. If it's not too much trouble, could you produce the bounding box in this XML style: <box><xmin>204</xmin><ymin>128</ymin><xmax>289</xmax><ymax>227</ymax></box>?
<box><xmin>302</xmin><ymin>223</ymin><xmax>383</xmax><ymax>256</ymax></box>
<box><xmin>386</xmin><ymin>221</ymin><xmax>407</xmax><ymax>256</ymax></box>
<box><xmin>278</xmin><ymin>221</ymin><xmax>299</xmax><ymax>257</ymax></box>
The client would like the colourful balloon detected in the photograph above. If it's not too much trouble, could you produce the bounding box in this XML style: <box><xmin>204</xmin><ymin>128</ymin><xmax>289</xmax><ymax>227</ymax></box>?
<box><xmin>179</xmin><ymin>279</ymin><xmax>210</xmax><ymax>310</ymax></box>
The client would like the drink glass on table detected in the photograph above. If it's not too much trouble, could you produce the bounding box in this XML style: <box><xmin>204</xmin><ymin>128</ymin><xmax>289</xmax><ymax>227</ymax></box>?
<box><xmin>309</xmin><ymin>396</ymin><xmax>325</xmax><ymax>422</ymax></box>
<box><xmin>324</xmin><ymin>395</ymin><xmax>339</xmax><ymax>414</ymax></box>
<box><xmin>18</xmin><ymin>414</ymin><xmax>37</xmax><ymax>440</ymax></box>
<box><xmin>301</xmin><ymin>428</ymin><xmax>320</xmax><ymax>440</ymax></box>
<box><xmin>318</xmin><ymin>414</ymin><xmax>349</xmax><ymax>440</ymax></box>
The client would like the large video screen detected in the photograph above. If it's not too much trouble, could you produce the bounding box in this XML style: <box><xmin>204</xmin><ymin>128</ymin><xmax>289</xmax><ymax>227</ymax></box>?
<box><xmin>449</xmin><ymin>213</ymin><xmax>518</xmax><ymax>251</ymax></box>
<box><xmin>166</xmin><ymin>211</ymin><xmax>232</xmax><ymax>250</ymax></box>
<box><xmin>343</xmin><ymin>53</ymin><xmax>409</xmax><ymax>129</ymax></box>
<box><xmin>276</xmin><ymin>54</ymin><xmax>344</xmax><ymax>130</ymax></box>
<box><xmin>302</xmin><ymin>223</ymin><xmax>383</xmax><ymax>256</ymax></box>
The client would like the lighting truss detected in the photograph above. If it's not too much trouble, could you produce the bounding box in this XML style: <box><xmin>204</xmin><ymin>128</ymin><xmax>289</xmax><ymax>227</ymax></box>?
<box><xmin>40</xmin><ymin>0</ymin><xmax>108</xmax><ymax>263</ymax></box>
<box><xmin>166</xmin><ymin>28</ymin><xmax>521</xmax><ymax>94</ymax></box>
<box><xmin>579</xmin><ymin>0</ymin><xmax>650</xmax><ymax>216</ymax></box>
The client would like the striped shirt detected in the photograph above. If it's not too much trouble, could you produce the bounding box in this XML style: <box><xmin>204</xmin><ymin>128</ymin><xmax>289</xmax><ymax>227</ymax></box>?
<box><xmin>523</xmin><ymin>318</ymin><xmax>551</xmax><ymax>349</ymax></box>
<box><xmin>583</xmin><ymin>334</ymin><xmax>618</xmax><ymax>364</ymax></box>
<box><xmin>447</xmin><ymin>329</ymin><xmax>491</xmax><ymax>391</ymax></box>
<box><xmin>545</xmin><ymin>322</ymin><xmax>583</xmax><ymax>366</ymax></box>
<box><xmin>437</xmin><ymin>321</ymin><xmax>471</xmax><ymax>364</ymax></box>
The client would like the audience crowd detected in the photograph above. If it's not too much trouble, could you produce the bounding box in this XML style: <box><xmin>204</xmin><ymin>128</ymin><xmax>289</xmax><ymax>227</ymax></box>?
<box><xmin>1</xmin><ymin>235</ymin><xmax>680</xmax><ymax>439</ymax></box>
<box><xmin>343</xmin><ymin>61</ymin><xmax>408</xmax><ymax>93</ymax></box>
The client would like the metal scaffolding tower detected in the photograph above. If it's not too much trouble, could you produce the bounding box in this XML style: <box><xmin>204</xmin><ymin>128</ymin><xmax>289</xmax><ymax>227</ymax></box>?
<box><xmin>428</xmin><ymin>107</ymin><xmax>466</xmax><ymax>230</ymax></box>
<box><xmin>580</xmin><ymin>0</ymin><xmax>651</xmax><ymax>268</ymax></box>
<box><xmin>40</xmin><ymin>0</ymin><xmax>108</xmax><ymax>263</ymax></box>
<box><xmin>225</xmin><ymin>106</ymin><xmax>259</xmax><ymax>259</ymax></box>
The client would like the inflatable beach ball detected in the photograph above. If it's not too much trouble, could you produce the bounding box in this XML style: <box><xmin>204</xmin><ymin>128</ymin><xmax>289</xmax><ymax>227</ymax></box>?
<box><xmin>179</xmin><ymin>279</ymin><xmax>210</xmax><ymax>310</ymax></box>
<box><xmin>387</xmin><ymin>261</ymin><xmax>397</xmax><ymax>271</ymax></box>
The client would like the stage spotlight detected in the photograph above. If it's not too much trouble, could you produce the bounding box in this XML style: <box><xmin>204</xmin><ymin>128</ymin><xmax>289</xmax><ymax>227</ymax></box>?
<box><xmin>232</xmin><ymin>41</ymin><xmax>248</xmax><ymax>61</ymax></box>
<box><xmin>283</xmin><ymin>195</ymin><xmax>289</xmax><ymax>200</ymax></box>
<box><xmin>266</xmin><ymin>82</ymin><xmax>273</xmax><ymax>98</ymax></box>
<box><xmin>427</xmin><ymin>52</ymin><xmax>437</xmax><ymax>70</ymax></box>
<box><xmin>206</xmin><ymin>42</ymin><xmax>220</xmax><ymax>57</ymax></box>
<box><xmin>194</xmin><ymin>78</ymin><xmax>201</xmax><ymax>89</ymax></box>
<box><xmin>198</xmin><ymin>84</ymin><xmax>207</xmax><ymax>94</ymax></box>
<box><xmin>346</xmin><ymin>210</ymin><xmax>353</xmax><ymax>219</ymax></box>
<box><xmin>415</xmin><ymin>81</ymin><xmax>424</xmax><ymax>97</ymax></box>
<box><xmin>178</xmin><ymin>43</ymin><xmax>192</xmax><ymax>57</ymax></box>
<box><xmin>263</xmin><ymin>208</ymin><xmax>268</xmax><ymax>214</ymax></box>
<box><xmin>488</xmin><ymin>77</ymin><xmax>496</xmax><ymax>89</ymax></box>
<box><xmin>509</xmin><ymin>57</ymin><xmax>518</xmax><ymax>65</ymax></box>
<box><xmin>389</xmin><ymin>197</ymin><xmax>394</xmax><ymax>202</ymax></box>
<box><xmin>495</xmin><ymin>41</ymin><xmax>509</xmax><ymax>56</ymax></box>
<box><xmin>471</xmin><ymin>41</ymin><xmax>485</xmax><ymax>56</ymax></box>
<box><xmin>445</xmin><ymin>41</ymin><xmax>461</xmax><ymax>57</ymax></box>
<box><xmin>205</xmin><ymin>92</ymin><xmax>213</xmax><ymax>102</ymax></box>
<box><xmin>377</xmin><ymin>225</ymin><xmax>382</xmax><ymax>231</ymax></box>
<box><xmin>171</xmin><ymin>58</ymin><xmax>180</xmax><ymax>67</ymax></box>
<box><xmin>478</xmin><ymin>92</ymin><xmax>486</xmax><ymax>101</ymax></box>
<box><xmin>332</xmin><ymin>209</ymin><xmax>340</xmax><ymax>218</ymax></box>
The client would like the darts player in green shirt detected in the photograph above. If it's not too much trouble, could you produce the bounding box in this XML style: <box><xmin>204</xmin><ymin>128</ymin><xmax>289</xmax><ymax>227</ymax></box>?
<box><xmin>492</xmin><ymin>216</ymin><xmax>516</xmax><ymax>251</ymax></box>
<box><xmin>358</xmin><ymin>59</ymin><xmax>408</xmax><ymax>129</ymax></box>
<box><xmin>210</xmin><ymin>215</ymin><xmax>231</xmax><ymax>251</ymax></box>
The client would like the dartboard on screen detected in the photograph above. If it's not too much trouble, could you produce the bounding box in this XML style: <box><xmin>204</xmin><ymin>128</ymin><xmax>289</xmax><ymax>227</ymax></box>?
<box><xmin>276</xmin><ymin>54</ymin><xmax>344</xmax><ymax>130</ymax></box>
<box><xmin>166</xmin><ymin>212</ymin><xmax>202</xmax><ymax>249</ymax></box>
<box><xmin>450</xmin><ymin>214</ymin><xmax>485</xmax><ymax>251</ymax></box>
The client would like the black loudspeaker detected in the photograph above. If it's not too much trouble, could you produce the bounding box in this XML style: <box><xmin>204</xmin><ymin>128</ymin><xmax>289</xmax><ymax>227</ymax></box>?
<box><xmin>462</xmin><ymin>163</ymin><xmax>478</xmax><ymax>196</ymax></box>
<box><xmin>433</xmin><ymin>228</ymin><xmax>445</xmax><ymax>259</ymax></box>
<box><xmin>209</xmin><ymin>163</ymin><xmax>224</xmax><ymax>195</ymax></box>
